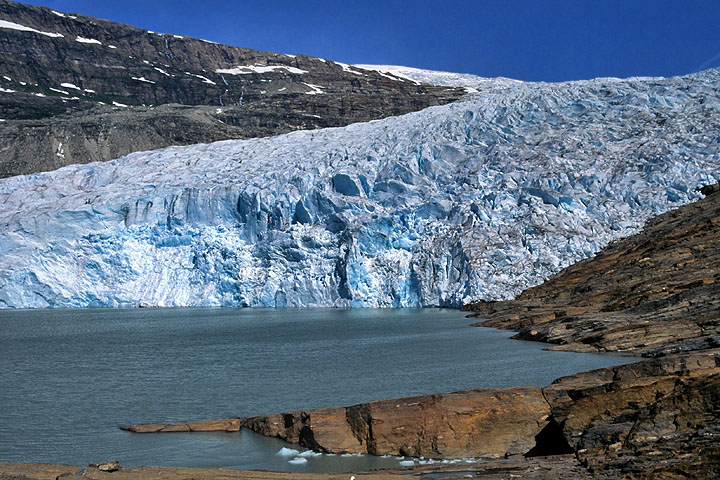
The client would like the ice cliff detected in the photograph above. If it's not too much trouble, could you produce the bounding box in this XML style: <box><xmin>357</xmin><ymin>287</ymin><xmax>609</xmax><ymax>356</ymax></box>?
<box><xmin>0</xmin><ymin>68</ymin><xmax>719</xmax><ymax>308</ymax></box>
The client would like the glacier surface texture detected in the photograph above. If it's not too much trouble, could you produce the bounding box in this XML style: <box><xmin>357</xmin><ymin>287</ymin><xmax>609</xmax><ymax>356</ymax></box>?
<box><xmin>0</xmin><ymin>68</ymin><xmax>719</xmax><ymax>308</ymax></box>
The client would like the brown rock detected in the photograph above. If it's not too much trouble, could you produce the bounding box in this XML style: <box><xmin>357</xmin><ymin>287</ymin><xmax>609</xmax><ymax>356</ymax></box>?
<box><xmin>535</xmin><ymin>350</ymin><xmax>720</xmax><ymax>478</ymax></box>
<box><xmin>243</xmin><ymin>387</ymin><xmax>550</xmax><ymax>459</ymax></box>
<box><xmin>120</xmin><ymin>418</ymin><xmax>240</xmax><ymax>433</ymax></box>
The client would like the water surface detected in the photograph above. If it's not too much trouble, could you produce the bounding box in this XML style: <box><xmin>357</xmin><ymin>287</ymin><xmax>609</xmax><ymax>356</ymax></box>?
<box><xmin>0</xmin><ymin>308</ymin><xmax>631</xmax><ymax>472</ymax></box>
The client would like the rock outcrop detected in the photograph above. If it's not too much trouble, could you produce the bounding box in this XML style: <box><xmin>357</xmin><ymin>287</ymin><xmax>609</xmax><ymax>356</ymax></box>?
<box><xmin>0</xmin><ymin>0</ymin><xmax>463</xmax><ymax>177</ymax></box>
<box><xmin>124</xmin><ymin>387</ymin><xmax>550</xmax><ymax>459</ymax></box>
<box><xmin>122</xmin><ymin>349</ymin><xmax>720</xmax><ymax>478</ymax></box>
<box><xmin>540</xmin><ymin>349</ymin><xmax>720</xmax><ymax>478</ymax></box>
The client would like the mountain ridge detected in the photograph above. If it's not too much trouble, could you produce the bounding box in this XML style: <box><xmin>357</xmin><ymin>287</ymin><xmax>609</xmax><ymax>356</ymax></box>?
<box><xmin>0</xmin><ymin>0</ymin><xmax>464</xmax><ymax>177</ymax></box>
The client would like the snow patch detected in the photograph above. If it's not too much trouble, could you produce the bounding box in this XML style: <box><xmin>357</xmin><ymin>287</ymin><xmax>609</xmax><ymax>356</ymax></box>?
<box><xmin>51</xmin><ymin>10</ymin><xmax>77</xmax><ymax>19</ymax></box>
<box><xmin>49</xmin><ymin>87</ymin><xmax>69</xmax><ymax>95</ymax></box>
<box><xmin>132</xmin><ymin>76</ymin><xmax>156</xmax><ymax>84</ymax></box>
<box><xmin>153</xmin><ymin>67</ymin><xmax>170</xmax><ymax>76</ymax></box>
<box><xmin>216</xmin><ymin>65</ymin><xmax>308</xmax><ymax>75</ymax></box>
<box><xmin>75</xmin><ymin>36</ymin><xmax>101</xmax><ymax>45</ymax></box>
<box><xmin>60</xmin><ymin>83</ymin><xmax>81</xmax><ymax>90</ymax></box>
<box><xmin>185</xmin><ymin>72</ymin><xmax>216</xmax><ymax>85</ymax></box>
<box><xmin>84</xmin><ymin>88</ymin><xmax>95</xmax><ymax>93</ymax></box>
<box><xmin>108</xmin><ymin>45</ymin><xmax>117</xmax><ymax>49</ymax></box>
<box><xmin>334</xmin><ymin>61</ymin><xmax>364</xmax><ymax>76</ymax></box>
<box><xmin>112</xmin><ymin>101</ymin><xmax>128</xmax><ymax>107</ymax></box>
<box><xmin>302</xmin><ymin>82</ymin><xmax>325</xmax><ymax>95</ymax></box>
<box><xmin>0</xmin><ymin>87</ymin><xmax>15</xmax><ymax>93</ymax></box>
<box><xmin>0</xmin><ymin>19</ymin><xmax>63</xmax><ymax>38</ymax></box>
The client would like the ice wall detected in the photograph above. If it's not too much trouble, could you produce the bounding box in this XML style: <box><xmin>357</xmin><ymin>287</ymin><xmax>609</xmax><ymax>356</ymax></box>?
<box><xmin>0</xmin><ymin>68</ymin><xmax>718</xmax><ymax>308</ymax></box>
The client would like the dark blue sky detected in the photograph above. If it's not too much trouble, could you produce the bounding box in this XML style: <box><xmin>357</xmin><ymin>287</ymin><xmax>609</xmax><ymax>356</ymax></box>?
<box><xmin>18</xmin><ymin>0</ymin><xmax>720</xmax><ymax>81</ymax></box>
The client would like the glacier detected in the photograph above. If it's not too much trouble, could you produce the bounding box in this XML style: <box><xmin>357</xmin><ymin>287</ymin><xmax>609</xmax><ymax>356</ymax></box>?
<box><xmin>0</xmin><ymin>68</ymin><xmax>719</xmax><ymax>308</ymax></box>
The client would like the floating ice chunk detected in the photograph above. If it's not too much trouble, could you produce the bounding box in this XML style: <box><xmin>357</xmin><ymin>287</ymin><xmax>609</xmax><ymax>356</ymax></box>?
<box><xmin>75</xmin><ymin>36</ymin><xmax>101</xmax><ymax>45</ymax></box>
<box><xmin>297</xmin><ymin>450</ymin><xmax>322</xmax><ymax>457</ymax></box>
<box><xmin>277</xmin><ymin>447</ymin><xmax>299</xmax><ymax>457</ymax></box>
<box><xmin>216</xmin><ymin>65</ymin><xmax>308</xmax><ymax>75</ymax></box>
<box><xmin>0</xmin><ymin>19</ymin><xmax>63</xmax><ymax>38</ymax></box>
<box><xmin>399</xmin><ymin>460</ymin><xmax>415</xmax><ymax>466</ymax></box>
<box><xmin>288</xmin><ymin>457</ymin><xmax>308</xmax><ymax>465</ymax></box>
<box><xmin>60</xmin><ymin>82</ymin><xmax>81</xmax><ymax>90</ymax></box>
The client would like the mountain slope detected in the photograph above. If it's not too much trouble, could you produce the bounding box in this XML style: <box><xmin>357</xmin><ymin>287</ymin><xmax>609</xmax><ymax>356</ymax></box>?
<box><xmin>0</xmin><ymin>0</ymin><xmax>463</xmax><ymax>177</ymax></box>
<box><xmin>0</xmin><ymin>68</ymin><xmax>718</xmax><ymax>308</ymax></box>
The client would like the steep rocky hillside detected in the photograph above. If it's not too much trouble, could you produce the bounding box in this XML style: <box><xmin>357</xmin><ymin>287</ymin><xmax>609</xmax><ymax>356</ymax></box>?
<box><xmin>464</xmin><ymin>183</ymin><xmax>720</xmax><ymax>357</ymax></box>
<box><xmin>0</xmin><ymin>0</ymin><xmax>463</xmax><ymax>177</ymax></box>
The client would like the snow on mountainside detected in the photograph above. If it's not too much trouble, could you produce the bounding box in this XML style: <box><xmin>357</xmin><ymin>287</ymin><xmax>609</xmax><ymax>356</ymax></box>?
<box><xmin>0</xmin><ymin>68</ymin><xmax>719</xmax><ymax>308</ymax></box>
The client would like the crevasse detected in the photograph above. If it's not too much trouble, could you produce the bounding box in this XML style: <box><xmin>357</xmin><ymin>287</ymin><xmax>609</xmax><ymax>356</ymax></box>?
<box><xmin>0</xmin><ymin>68</ymin><xmax>718</xmax><ymax>308</ymax></box>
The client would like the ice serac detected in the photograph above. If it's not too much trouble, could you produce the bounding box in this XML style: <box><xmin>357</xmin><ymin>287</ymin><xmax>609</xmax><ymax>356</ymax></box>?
<box><xmin>0</xmin><ymin>68</ymin><xmax>719</xmax><ymax>308</ymax></box>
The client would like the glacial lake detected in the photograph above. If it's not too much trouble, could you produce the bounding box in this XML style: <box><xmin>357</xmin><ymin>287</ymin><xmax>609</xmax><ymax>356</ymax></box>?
<box><xmin>0</xmin><ymin>308</ymin><xmax>632</xmax><ymax>473</ymax></box>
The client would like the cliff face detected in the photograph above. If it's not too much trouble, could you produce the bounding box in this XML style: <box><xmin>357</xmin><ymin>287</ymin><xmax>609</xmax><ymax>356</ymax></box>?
<box><xmin>0</xmin><ymin>0</ymin><xmax>463</xmax><ymax>177</ymax></box>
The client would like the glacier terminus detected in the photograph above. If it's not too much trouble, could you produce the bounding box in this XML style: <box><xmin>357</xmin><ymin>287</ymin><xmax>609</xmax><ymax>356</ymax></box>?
<box><xmin>0</xmin><ymin>67</ymin><xmax>719</xmax><ymax>308</ymax></box>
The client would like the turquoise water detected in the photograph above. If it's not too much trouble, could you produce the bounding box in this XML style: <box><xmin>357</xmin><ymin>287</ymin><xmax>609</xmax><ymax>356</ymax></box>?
<box><xmin>0</xmin><ymin>308</ymin><xmax>631</xmax><ymax>472</ymax></box>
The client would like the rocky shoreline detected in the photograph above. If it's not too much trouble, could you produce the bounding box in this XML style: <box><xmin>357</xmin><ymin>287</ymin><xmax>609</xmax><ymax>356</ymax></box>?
<box><xmin>3</xmin><ymin>186</ymin><xmax>719</xmax><ymax>479</ymax></box>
